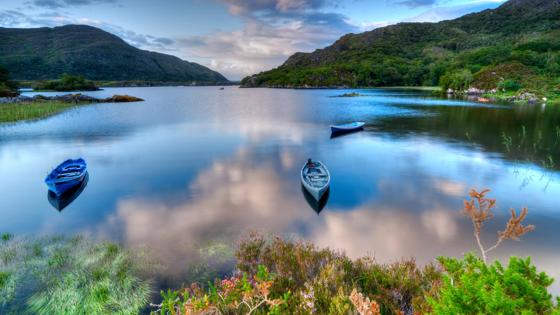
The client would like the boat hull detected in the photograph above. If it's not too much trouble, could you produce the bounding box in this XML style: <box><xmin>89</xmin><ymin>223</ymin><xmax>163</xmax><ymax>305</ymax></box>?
<box><xmin>330</xmin><ymin>122</ymin><xmax>365</xmax><ymax>134</ymax></box>
<box><xmin>46</xmin><ymin>172</ymin><xmax>87</xmax><ymax>196</ymax></box>
<box><xmin>302</xmin><ymin>181</ymin><xmax>329</xmax><ymax>200</ymax></box>
<box><xmin>48</xmin><ymin>172</ymin><xmax>89</xmax><ymax>211</ymax></box>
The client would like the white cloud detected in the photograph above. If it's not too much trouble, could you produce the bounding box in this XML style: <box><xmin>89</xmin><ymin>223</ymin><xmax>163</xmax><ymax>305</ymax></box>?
<box><xmin>406</xmin><ymin>0</ymin><xmax>506</xmax><ymax>22</ymax></box>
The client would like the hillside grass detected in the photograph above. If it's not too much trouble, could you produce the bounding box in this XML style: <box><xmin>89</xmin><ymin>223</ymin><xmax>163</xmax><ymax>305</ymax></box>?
<box><xmin>0</xmin><ymin>101</ymin><xmax>87</xmax><ymax>123</ymax></box>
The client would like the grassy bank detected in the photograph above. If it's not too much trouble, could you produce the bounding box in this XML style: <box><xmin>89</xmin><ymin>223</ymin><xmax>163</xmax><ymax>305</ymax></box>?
<box><xmin>0</xmin><ymin>101</ymin><xmax>89</xmax><ymax>124</ymax></box>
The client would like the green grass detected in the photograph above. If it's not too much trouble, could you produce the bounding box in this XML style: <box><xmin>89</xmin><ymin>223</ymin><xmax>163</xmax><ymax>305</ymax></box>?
<box><xmin>0</xmin><ymin>235</ymin><xmax>151</xmax><ymax>314</ymax></box>
<box><xmin>0</xmin><ymin>101</ymin><xmax>89</xmax><ymax>123</ymax></box>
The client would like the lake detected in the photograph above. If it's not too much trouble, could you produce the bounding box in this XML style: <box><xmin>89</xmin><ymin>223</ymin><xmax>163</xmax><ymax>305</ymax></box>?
<box><xmin>1</xmin><ymin>86</ymin><xmax>559</xmax><ymax>291</ymax></box>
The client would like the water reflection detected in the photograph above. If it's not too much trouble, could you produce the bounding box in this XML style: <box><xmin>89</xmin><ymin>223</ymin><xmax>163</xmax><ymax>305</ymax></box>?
<box><xmin>330</xmin><ymin>129</ymin><xmax>364</xmax><ymax>139</ymax></box>
<box><xmin>0</xmin><ymin>87</ymin><xmax>559</xmax><ymax>292</ymax></box>
<box><xmin>47</xmin><ymin>172</ymin><xmax>89</xmax><ymax>211</ymax></box>
<box><xmin>301</xmin><ymin>184</ymin><xmax>330</xmax><ymax>214</ymax></box>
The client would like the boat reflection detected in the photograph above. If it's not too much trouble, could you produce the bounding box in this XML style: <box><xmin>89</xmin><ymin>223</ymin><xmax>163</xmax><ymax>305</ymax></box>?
<box><xmin>330</xmin><ymin>129</ymin><xmax>364</xmax><ymax>139</ymax></box>
<box><xmin>301</xmin><ymin>184</ymin><xmax>330</xmax><ymax>214</ymax></box>
<box><xmin>47</xmin><ymin>172</ymin><xmax>89</xmax><ymax>212</ymax></box>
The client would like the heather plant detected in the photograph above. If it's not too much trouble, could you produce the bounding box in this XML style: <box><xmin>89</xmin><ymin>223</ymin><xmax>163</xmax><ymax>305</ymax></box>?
<box><xmin>428</xmin><ymin>254</ymin><xmax>560</xmax><ymax>314</ymax></box>
<box><xmin>152</xmin><ymin>265</ymin><xmax>286</xmax><ymax>315</ymax></box>
<box><xmin>159</xmin><ymin>233</ymin><xmax>441</xmax><ymax>315</ymax></box>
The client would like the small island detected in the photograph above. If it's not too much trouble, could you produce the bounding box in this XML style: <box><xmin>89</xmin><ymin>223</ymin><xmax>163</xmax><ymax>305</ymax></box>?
<box><xmin>32</xmin><ymin>74</ymin><xmax>100</xmax><ymax>92</ymax></box>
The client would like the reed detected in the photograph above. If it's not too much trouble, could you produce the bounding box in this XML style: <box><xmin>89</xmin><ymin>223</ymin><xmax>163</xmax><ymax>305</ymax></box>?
<box><xmin>0</xmin><ymin>235</ymin><xmax>151</xmax><ymax>314</ymax></box>
<box><xmin>0</xmin><ymin>101</ymin><xmax>87</xmax><ymax>123</ymax></box>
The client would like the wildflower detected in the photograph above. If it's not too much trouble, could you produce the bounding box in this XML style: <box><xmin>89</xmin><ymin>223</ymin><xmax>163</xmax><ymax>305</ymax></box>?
<box><xmin>349</xmin><ymin>289</ymin><xmax>381</xmax><ymax>315</ymax></box>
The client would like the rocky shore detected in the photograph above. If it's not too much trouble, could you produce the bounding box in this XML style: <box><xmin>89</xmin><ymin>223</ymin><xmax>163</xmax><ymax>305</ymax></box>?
<box><xmin>446</xmin><ymin>88</ymin><xmax>549</xmax><ymax>105</ymax></box>
<box><xmin>0</xmin><ymin>93</ymin><xmax>144</xmax><ymax>104</ymax></box>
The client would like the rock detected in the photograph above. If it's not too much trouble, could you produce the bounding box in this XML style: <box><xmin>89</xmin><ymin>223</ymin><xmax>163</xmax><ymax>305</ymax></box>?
<box><xmin>446</xmin><ymin>88</ymin><xmax>454</xmax><ymax>94</ymax></box>
<box><xmin>102</xmin><ymin>95</ymin><xmax>144</xmax><ymax>103</ymax></box>
<box><xmin>33</xmin><ymin>94</ymin><xmax>51</xmax><ymax>100</ymax></box>
<box><xmin>0</xmin><ymin>95</ymin><xmax>33</xmax><ymax>103</ymax></box>
<box><xmin>466</xmin><ymin>87</ymin><xmax>486</xmax><ymax>95</ymax></box>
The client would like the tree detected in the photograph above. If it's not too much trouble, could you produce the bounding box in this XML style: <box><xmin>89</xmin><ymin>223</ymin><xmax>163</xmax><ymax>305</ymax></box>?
<box><xmin>0</xmin><ymin>66</ymin><xmax>18</xmax><ymax>97</ymax></box>
<box><xmin>439</xmin><ymin>69</ymin><xmax>474</xmax><ymax>91</ymax></box>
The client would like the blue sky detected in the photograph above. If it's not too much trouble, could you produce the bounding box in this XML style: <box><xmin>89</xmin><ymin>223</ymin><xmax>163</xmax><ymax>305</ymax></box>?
<box><xmin>0</xmin><ymin>0</ymin><xmax>506</xmax><ymax>79</ymax></box>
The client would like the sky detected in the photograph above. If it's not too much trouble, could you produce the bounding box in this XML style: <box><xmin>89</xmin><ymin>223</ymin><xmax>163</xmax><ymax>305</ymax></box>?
<box><xmin>0</xmin><ymin>0</ymin><xmax>506</xmax><ymax>80</ymax></box>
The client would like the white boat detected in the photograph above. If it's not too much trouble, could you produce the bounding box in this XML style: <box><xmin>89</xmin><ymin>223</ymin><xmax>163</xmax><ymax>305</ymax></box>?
<box><xmin>301</xmin><ymin>159</ymin><xmax>330</xmax><ymax>201</ymax></box>
<box><xmin>330</xmin><ymin>122</ymin><xmax>365</xmax><ymax>134</ymax></box>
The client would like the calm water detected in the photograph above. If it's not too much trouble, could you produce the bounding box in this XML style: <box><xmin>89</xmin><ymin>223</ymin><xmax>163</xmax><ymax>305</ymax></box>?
<box><xmin>1</xmin><ymin>87</ymin><xmax>559</xmax><ymax>290</ymax></box>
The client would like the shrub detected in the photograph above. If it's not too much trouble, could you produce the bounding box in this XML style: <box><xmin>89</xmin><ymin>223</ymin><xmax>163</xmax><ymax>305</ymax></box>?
<box><xmin>36</xmin><ymin>74</ymin><xmax>99</xmax><ymax>91</ymax></box>
<box><xmin>428</xmin><ymin>254</ymin><xmax>559</xmax><ymax>314</ymax></box>
<box><xmin>156</xmin><ymin>233</ymin><xmax>441</xmax><ymax>314</ymax></box>
<box><xmin>440</xmin><ymin>69</ymin><xmax>474</xmax><ymax>91</ymax></box>
<box><xmin>498</xmin><ymin>79</ymin><xmax>523</xmax><ymax>92</ymax></box>
<box><xmin>462</xmin><ymin>189</ymin><xmax>534</xmax><ymax>263</ymax></box>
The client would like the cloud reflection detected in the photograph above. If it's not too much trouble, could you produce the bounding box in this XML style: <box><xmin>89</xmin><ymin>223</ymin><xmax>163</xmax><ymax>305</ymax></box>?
<box><xmin>87</xmin><ymin>120</ymin><xmax>559</xmax><ymax>293</ymax></box>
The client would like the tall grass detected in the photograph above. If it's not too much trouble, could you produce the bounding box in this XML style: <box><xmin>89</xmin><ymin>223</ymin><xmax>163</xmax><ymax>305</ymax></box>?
<box><xmin>0</xmin><ymin>102</ymin><xmax>86</xmax><ymax>123</ymax></box>
<box><xmin>0</xmin><ymin>235</ymin><xmax>151</xmax><ymax>315</ymax></box>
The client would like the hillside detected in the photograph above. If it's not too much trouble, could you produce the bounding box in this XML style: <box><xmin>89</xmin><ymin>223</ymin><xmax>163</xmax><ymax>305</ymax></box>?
<box><xmin>241</xmin><ymin>0</ymin><xmax>560</xmax><ymax>96</ymax></box>
<box><xmin>0</xmin><ymin>25</ymin><xmax>228</xmax><ymax>83</ymax></box>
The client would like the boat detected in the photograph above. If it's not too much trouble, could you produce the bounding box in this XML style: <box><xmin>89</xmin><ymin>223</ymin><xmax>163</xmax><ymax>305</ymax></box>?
<box><xmin>45</xmin><ymin>158</ymin><xmax>88</xmax><ymax>196</ymax></box>
<box><xmin>48</xmin><ymin>172</ymin><xmax>89</xmax><ymax>212</ymax></box>
<box><xmin>330</xmin><ymin>122</ymin><xmax>365</xmax><ymax>134</ymax></box>
<box><xmin>301</xmin><ymin>159</ymin><xmax>330</xmax><ymax>201</ymax></box>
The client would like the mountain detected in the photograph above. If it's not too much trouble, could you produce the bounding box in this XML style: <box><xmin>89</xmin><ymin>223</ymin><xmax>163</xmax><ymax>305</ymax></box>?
<box><xmin>0</xmin><ymin>25</ymin><xmax>228</xmax><ymax>83</ymax></box>
<box><xmin>241</xmin><ymin>0</ymin><xmax>560</xmax><ymax>90</ymax></box>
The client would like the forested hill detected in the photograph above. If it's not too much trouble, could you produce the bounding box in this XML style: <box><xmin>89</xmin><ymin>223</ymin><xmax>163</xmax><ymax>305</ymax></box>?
<box><xmin>0</xmin><ymin>25</ymin><xmax>228</xmax><ymax>83</ymax></box>
<box><xmin>241</xmin><ymin>0</ymin><xmax>560</xmax><ymax>92</ymax></box>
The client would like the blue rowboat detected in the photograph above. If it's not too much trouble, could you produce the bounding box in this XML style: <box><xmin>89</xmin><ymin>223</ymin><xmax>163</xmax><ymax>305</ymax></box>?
<box><xmin>301</xmin><ymin>159</ymin><xmax>330</xmax><ymax>201</ymax></box>
<box><xmin>330</xmin><ymin>122</ymin><xmax>365</xmax><ymax>134</ymax></box>
<box><xmin>45</xmin><ymin>158</ymin><xmax>88</xmax><ymax>196</ymax></box>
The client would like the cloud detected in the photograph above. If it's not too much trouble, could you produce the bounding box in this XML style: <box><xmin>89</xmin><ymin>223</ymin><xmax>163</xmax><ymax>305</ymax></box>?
<box><xmin>168</xmin><ymin>0</ymin><xmax>357</xmax><ymax>79</ymax></box>
<box><xmin>406</xmin><ymin>0</ymin><xmax>505</xmax><ymax>22</ymax></box>
<box><xmin>391</xmin><ymin>0</ymin><xmax>438</xmax><ymax>8</ymax></box>
<box><xmin>28</xmin><ymin>0</ymin><xmax>117</xmax><ymax>9</ymax></box>
<box><xmin>222</xmin><ymin>0</ymin><xmax>328</xmax><ymax>15</ymax></box>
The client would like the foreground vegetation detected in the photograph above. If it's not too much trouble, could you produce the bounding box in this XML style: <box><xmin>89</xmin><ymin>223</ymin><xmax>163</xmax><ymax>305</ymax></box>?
<box><xmin>0</xmin><ymin>101</ymin><xmax>89</xmax><ymax>123</ymax></box>
<box><xmin>153</xmin><ymin>190</ymin><xmax>553</xmax><ymax>315</ymax></box>
<box><xmin>1</xmin><ymin>190</ymin><xmax>556</xmax><ymax>314</ymax></box>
